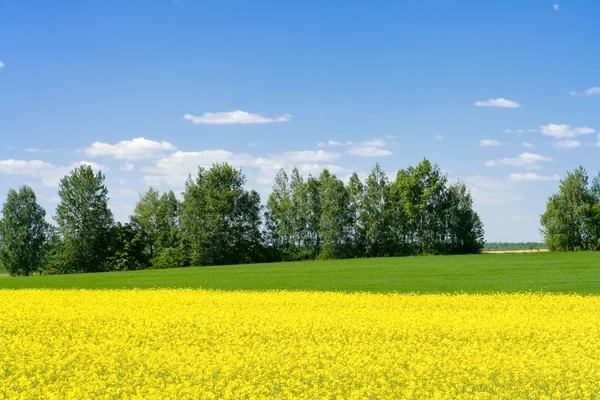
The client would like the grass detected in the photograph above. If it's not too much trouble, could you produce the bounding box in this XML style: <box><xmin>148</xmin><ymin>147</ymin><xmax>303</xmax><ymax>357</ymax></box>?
<box><xmin>1</xmin><ymin>252</ymin><xmax>599</xmax><ymax>293</ymax></box>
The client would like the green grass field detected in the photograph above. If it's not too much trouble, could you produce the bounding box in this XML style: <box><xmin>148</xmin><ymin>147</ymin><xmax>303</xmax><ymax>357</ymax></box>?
<box><xmin>1</xmin><ymin>252</ymin><xmax>599</xmax><ymax>293</ymax></box>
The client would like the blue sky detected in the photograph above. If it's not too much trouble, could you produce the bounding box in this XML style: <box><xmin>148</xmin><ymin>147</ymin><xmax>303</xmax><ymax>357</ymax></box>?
<box><xmin>1</xmin><ymin>1</ymin><xmax>599</xmax><ymax>242</ymax></box>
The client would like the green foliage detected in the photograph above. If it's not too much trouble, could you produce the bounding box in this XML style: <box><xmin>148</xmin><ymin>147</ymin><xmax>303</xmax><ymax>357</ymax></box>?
<box><xmin>541</xmin><ymin>167</ymin><xmax>600</xmax><ymax>251</ymax></box>
<box><xmin>319</xmin><ymin>169</ymin><xmax>352</xmax><ymax>259</ymax></box>
<box><xmin>182</xmin><ymin>163</ymin><xmax>263</xmax><ymax>266</ymax></box>
<box><xmin>0</xmin><ymin>186</ymin><xmax>51</xmax><ymax>276</ymax></box>
<box><xmin>54</xmin><ymin>166</ymin><xmax>114</xmax><ymax>273</ymax></box>
<box><xmin>132</xmin><ymin>188</ymin><xmax>184</xmax><ymax>262</ymax></box>
<box><xmin>266</xmin><ymin>159</ymin><xmax>484</xmax><ymax>261</ymax></box>
<box><xmin>2</xmin><ymin>159</ymin><xmax>484</xmax><ymax>278</ymax></box>
<box><xmin>105</xmin><ymin>223</ymin><xmax>149</xmax><ymax>271</ymax></box>
<box><xmin>151</xmin><ymin>246</ymin><xmax>187</xmax><ymax>269</ymax></box>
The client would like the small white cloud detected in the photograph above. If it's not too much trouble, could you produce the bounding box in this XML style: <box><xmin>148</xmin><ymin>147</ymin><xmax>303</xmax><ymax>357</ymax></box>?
<box><xmin>119</xmin><ymin>179</ymin><xmax>126</xmax><ymax>185</ymax></box>
<box><xmin>509</xmin><ymin>173</ymin><xmax>560</xmax><ymax>182</ymax></box>
<box><xmin>346</xmin><ymin>140</ymin><xmax>392</xmax><ymax>157</ymax></box>
<box><xmin>385</xmin><ymin>135</ymin><xmax>396</xmax><ymax>140</ymax></box>
<box><xmin>361</xmin><ymin>139</ymin><xmax>386</xmax><ymax>147</ymax></box>
<box><xmin>553</xmin><ymin>139</ymin><xmax>580</xmax><ymax>148</ymax></box>
<box><xmin>512</xmin><ymin>215</ymin><xmax>526</xmax><ymax>221</ymax></box>
<box><xmin>528</xmin><ymin>129</ymin><xmax>538</xmax><ymax>133</ymax></box>
<box><xmin>183</xmin><ymin>110</ymin><xmax>292</xmax><ymax>125</ymax></box>
<box><xmin>347</xmin><ymin>146</ymin><xmax>392</xmax><ymax>157</ymax></box>
<box><xmin>0</xmin><ymin>61</ymin><xmax>4</xmax><ymax>69</ymax></box>
<box><xmin>283</xmin><ymin>150</ymin><xmax>341</xmax><ymax>162</ymax></box>
<box><xmin>571</xmin><ymin>87</ymin><xmax>600</xmax><ymax>96</ymax></box>
<box><xmin>434</xmin><ymin>134</ymin><xmax>443</xmax><ymax>140</ymax></box>
<box><xmin>24</xmin><ymin>148</ymin><xmax>51</xmax><ymax>153</ymax></box>
<box><xmin>121</xmin><ymin>162</ymin><xmax>135</xmax><ymax>171</ymax></box>
<box><xmin>485</xmin><ymin>152</ymin><xmax>553</xmax><ymax>168</ymax></box>
<box><xmin>480</xmin><ymin>139</ymin><xmax>505</xmax><ymax>147</ymax></box>
<box><xmin>553</xmin><ymin>4</ymin><xmax>560</xmax><ymax>11</ymax></box>
<box><xmin>474</xmin><ymin>98</ymin><xmax>520</xmax><ymax>108</ymax></box>
<box><xmin>84</xmin><ymin>137</ymin><xmax>176</xmax><ymax>160</ymax></box>
<box><xmin>318</xmin><ymin>140</ymin><xmax>352</xmax><ymax>148</ymax></box>
<box><xmin>316</xmin><ymin>138</ymin><xmax>392</xmax><ymax>157</ymax></box>
<box><xmin>540</xmin><ymin>124</ymin><xmax>595</xmax><ymax>138</ymax></box>
<box><xmin>503</xmin><ymin>129</ymin><xmax>523</xmax><ymax>134</ymax></box>
<box><xmin>522</xmin><ymin>142</ymin><xmax>535</xmax><ymax>148</ymax></box>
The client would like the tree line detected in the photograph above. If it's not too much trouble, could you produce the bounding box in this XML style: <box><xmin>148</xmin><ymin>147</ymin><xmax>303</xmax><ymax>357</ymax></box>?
<box><xmin>540</xmin><ymin>166</ymin><xmax>600</xmax><ymax>251</ymax></box>
<box><xmin>0</xmin><ymin>158</ymin><xmax>485</xmax><ymax>276</ymax></box>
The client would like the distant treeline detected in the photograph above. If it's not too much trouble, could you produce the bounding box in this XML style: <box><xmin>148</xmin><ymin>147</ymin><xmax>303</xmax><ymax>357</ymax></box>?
<box><xmin>0</xmin><ymin>158</ymin><xmax>485</xmax><ymax>276</ymax></box>
<box><xmin>484</xmin><ymin>242</ymin><xmax>546</xmax><ymax>251</ymax></box>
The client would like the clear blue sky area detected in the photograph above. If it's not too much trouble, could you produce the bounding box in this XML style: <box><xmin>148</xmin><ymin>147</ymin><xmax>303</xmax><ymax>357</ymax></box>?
<box><xmin>1</xmin><ymin>1</ymin><xmax>599</xmax><ymax>241</ymax></box>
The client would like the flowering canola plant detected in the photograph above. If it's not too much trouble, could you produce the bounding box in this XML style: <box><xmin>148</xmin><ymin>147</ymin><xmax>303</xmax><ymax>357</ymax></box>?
<box><xmin>1</xmin><ymin>290</ymin><xmax>600</xmax><ymax>399</ymax></box>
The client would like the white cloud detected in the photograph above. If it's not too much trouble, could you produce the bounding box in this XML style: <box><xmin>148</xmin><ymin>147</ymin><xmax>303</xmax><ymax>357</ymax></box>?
<box><xmin>315</xmin><ymin>138</ymin><xmax>392</xmax><ymax>157</ymax></box>
<box><xmin>598</xmin><ymin>133</ymin><xmax>600</xmax><ymax>146</ymax></box>
<box><xmin>282</xmin><ymin>150</ymin><xmax>340</xmax><ymax>162</ymax></box>
<box><xmin>361</xmin><ymin>139</ymin><xmax>386</xmax><ymax>147</ymax></box>
<box><xmin>553</xmin><ymin>4</ymin><xmax>560</xmax><ymax>11</ymax></box>
<box><xmin>485</xmin><ymin>153</ymin><xmax>553</xmax><ymax>169</ymax></box>
<box><xmin>347</xmin><ymin>146</ymin><xmax>393</xmax><ymax>157</ymax></box>
<box><xmin>317</xmin><ymin>140</ymin><xmax>353</xmax><ymax>148</ymax></box>
<box><xmin>24</xmin><ymin>148</ymin><xmax>51</xmax><ymax>153</ymax></box>
<box><xmin>509</xmin><ymin>173</ymin><xmax>560</xmax><ymax>182</ymax></box>
<box><xmin>503</xmin><ymin>129</ymin><xmax>523</xmax><ymax>134</ymax></box>
<box><xmin>385</xmin><ymin>135</ymin><xmax>396</xmax><ymax>140</ymax></box>
<box><xmin>183</xmin><ymin>111</ymin><xmax>292</xmax><ymax>125</ymax></box>
<box><xmin>528</xmin><ymin>129</ymin><xmax>538</xmax><ymax>133</ymax></box>
<box><xmin>121</xmin><ymin>162</ymin><xmax>135</xmax><ymax>171</ymax></box>
<box><xmin>480</xmin><ymin>139</ymin><xmax>505</xmax><ymax>147</ymax></box>
<box><xmin>553</xmin><ymin>139</ymin><xmax>580</xmax><ymax>148</ymax></box>
<box><xmin>571</xmin><ymin>87</ymin><xmax>600</xmax><ymax>96</ymax></box>
<box><xmin>474</xmin><ymin>98</ymin><xmax>520</xmax><ymax>108</ymax></box>
<box><xmin>0</xmin><ymin>159</ymin><xmax>107</xmax><ymax>188</ymax></box>
<box><xmin>522</xmin><ymin>142</ymin><xmax>534</xmax><ymax>148</ymax></box>
<box><xmin>512</xmin><ymin>215</ymin><xmax>526</xmax><ymax>221</ymax></box>
<box><xmin>84</xmin><ymin>137</ymin><xmax>176</xmax><ymax>160</ymax></box>
<box><xmin>347</xmin><ymin>140</ymin><xmax>392</xmax><ymax>157</ymax></box>
<box><xmin>540</xmin><ymin>124</ymin><xmax>595</xmax><ymax>138</ymax></box>
<box><xmin>463</xmin><ymin>175</ymin><xmax>522</xmax><ymax>206</ymax></box>
<box><xmin>0</xmin><ymin>61</ymin><xmax>4</xmax><ymax>69</ymax></box>
<box><xmin>0</xmin><ymin>160</ymin><xmax>55</xmax><ymax>176</ymax></box>
<box><xmin>433</xmin><ymin>134</ymin><xmax>443</xmax><ymax>140</ymax></box>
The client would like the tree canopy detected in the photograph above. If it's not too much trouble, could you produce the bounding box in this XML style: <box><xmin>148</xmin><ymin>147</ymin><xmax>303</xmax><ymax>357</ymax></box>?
<box><xmin>540</xmin><ymin>166</ymin><xmax>600</xmax><ymax>251</ymax></box>
<box><xmin>0</xmin><ymin>186</ymin><xmax>51</xmax><ymax>276</ymax></box>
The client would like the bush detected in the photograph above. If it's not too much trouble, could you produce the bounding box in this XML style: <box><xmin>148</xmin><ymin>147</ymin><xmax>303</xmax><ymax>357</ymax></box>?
<box><xmin>151</xmin><ymin>247</ymin><xmax>186</xmax><ymax>269</ymax></box>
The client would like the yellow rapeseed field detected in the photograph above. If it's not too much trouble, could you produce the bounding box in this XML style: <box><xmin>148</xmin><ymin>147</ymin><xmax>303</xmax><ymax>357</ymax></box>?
<box><xmin>1</xmin><ymin>290</ymin><xmax>600</xmax><ymax>399</ymax></box>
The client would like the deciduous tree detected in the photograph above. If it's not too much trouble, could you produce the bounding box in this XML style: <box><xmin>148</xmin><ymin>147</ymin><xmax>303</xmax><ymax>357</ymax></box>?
<box><xmin>54</xmin><ymin>165</ymin><xmax>114</xmax><ymax>273</ymax></box>
<box><xmin>0</xmin><ymin>186</ymin><xmax>51</xmax><ymax>276</ymax></box>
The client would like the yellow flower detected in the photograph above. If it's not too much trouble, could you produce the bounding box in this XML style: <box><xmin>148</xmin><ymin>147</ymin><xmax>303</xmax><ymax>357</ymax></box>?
<box><xmin>0</xmin><ymin>290</ymin><xmax>599</xmax><ymax>399</ymax></box>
